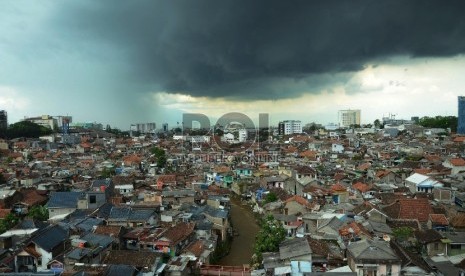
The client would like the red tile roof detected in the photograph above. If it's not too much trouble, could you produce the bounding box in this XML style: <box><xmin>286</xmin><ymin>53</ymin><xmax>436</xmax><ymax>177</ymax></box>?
<box><xmin>331</xmin><ymin>183</ymin><xmax>347</xmax><ymax>192</ymax></box>
<box><xmin>352</xmin><ymin>182</ymin><xmax>370</xmax><ymax>193</ymax></box>
<box><xmin>0</xmin><ymin>209</ymin><xmax>11</xmax><ymax>219</ymax></box>
<box><xmin>162</xmin><ymin>222</ymin><xmax>195</xmax><ymax>246</ymax></box>
<box><xmin>183</xmin><ymin>240</ymin><xmax>205</xmax><ymax>257</ymax></box>
<box><xmin>285</xmin><ymin>195</ymin><xmax>312</xmax><ymax>208</ymax></box>
<box><xmin>383</xmin><ymin>198</ymin><xmax>433</xmax><ymax>223</ymax></box>
<box><xmin>453</xmin><ymin>136</ymin><xmax>465</xmax><ymax>143</ymax></box>
<box><xmin>429</xmin><ymin>214</ymin><xmax>449</xmax><ymax>226</ymax></box>
<box><xmin>450</xmin><ymin>158</ymin><xmax>465</xmax><ymax>166</ymax></box>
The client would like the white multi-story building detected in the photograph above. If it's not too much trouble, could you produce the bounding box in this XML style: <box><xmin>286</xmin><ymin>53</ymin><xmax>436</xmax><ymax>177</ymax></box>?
<box><xmin>338</xmin><ymin>110</ymin><xmax>361</xmax><ymax>128</ymax></box>
<box><xmin>278</xmin><ymin>120</ymin><xmax>302</xmax><ymax>135</ymax></box>
<box><xmin>238</xmin><ymin>129</ymin><xmax>248</xmax><ymax>143</ymax></box>
<box><xmin>133</xmin><ymin>122</ymin><xmax>156</xmax><ymax>134</ymax></box>
<box><xmin>22</xmin><ymin>115</ymin><xmax>58</xmax><ymax>130</ymax></box>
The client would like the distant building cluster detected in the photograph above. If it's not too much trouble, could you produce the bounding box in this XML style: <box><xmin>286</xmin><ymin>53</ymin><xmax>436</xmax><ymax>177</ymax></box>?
<box><xmin>2</xmin><ymin>106</ymin><xmax>465</xmax><ymax>275</ymax></box>
<box><xmin>130</xmin><ymin>122</ymin><xmax>156</xmax><ymax>134</ymax></box>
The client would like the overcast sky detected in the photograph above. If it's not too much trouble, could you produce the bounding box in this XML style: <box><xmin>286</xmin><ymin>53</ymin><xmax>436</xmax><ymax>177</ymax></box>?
<box><xmin>1</xmin><ymin>0</ymin><xmax>465</xmax><ymax>129</ymax></box>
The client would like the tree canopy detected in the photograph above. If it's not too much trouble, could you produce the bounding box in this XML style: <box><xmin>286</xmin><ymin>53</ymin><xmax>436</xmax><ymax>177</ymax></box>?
<box><xmin>417</xmin><ymin>116</ymin><xmax>457</xmax><ymax>132</ymax></box>
<box><xmin>3</xmin><ymin>121</ymin><xmax>53</xmax><ymax>139</ymax></box>
<box><xmin>151</xmin><ymin>146</ymin><xmax>167</xmax><ymax>168</ymax></box>
<box><xmin>252</xmin><ymin>214</ymin><xmax>286</xmax><ymax>267</ymax></box>
<box><xmin>27</xmin><ymin>205</ymin><xmax>48</xmax><ymax>221</ymax></box>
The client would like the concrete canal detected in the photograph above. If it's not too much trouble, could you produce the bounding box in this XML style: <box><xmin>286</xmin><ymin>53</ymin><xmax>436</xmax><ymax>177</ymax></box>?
<box><xmin>217</xmin><ymin>196</ymin><xmax>260</xmax><ymax>266</ymax></box>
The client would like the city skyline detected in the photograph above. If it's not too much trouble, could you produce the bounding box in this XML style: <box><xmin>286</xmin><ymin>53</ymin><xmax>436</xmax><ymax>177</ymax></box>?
<box><xmin>1</xmin><ymin>1</ymin><xmax>465</xmax><ymax>128</ymax></box>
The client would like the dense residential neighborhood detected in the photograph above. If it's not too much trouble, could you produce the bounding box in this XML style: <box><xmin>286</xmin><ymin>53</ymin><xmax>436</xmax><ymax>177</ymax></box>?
<box><xmin>1</xmin><ymin>118</ymin><xmax>465</xmax><ymax>276</ymax></box>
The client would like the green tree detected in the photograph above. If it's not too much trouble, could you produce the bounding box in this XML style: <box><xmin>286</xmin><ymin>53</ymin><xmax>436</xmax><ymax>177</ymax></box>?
<box><xmin>100</xmin><ymin>166</ymin><xmax>115</xmax><ymax>178</ymax></box>
<box><xmin>6</xmin><ymin>121</ymin><xmax>53</xmax><ymax>139</ymax></box>
<box><xmin>263</xmin><ymin>192</ymin><xmax>278</xmax><ymax>204</ymax></box>
<box><xmin>27</xmin><ymin>205</ymin><xmax>48</xmax><ymax>221</ymax></box>
<box><xmin>418</xmin><ymin>116</ymin><xmax>457</xmax><ymax>132</ymax></box>
<box><xmin>252</xmin><ymin>215</ymin><xmax>286</xmax><ymax>267</ymax></box>
<box><xmin>151</xmin><ymin>147</ymin><xmax>167</xmax><ymax>168</ymax></box>
<box><xmin>0</xmin><ymin>213</ymin><xmax>19</xmax><ymax>234</ymax></box>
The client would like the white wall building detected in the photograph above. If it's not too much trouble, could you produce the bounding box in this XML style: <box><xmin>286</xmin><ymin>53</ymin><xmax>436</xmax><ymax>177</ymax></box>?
<box><xmin>238</xmin><ymin>129</ymin><xmax>248</xmax><ymax>142</ymax></box>
<box><xmin>279</xmin><ymin>120</ymin><xmax>302</xmax><ymax>135</ymax></box>
<box><xmin>338</xmin><ymin>110</ymin><xmax>361</xmax><ymax>128</ymax></box>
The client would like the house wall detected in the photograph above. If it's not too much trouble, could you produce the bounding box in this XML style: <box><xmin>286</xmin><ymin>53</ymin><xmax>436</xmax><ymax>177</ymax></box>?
<box><xmin>367</xmin><ymin>210</ymin><xmax>387</xmax><ymax>223</ymax></box>
<box><xmin>285</xmin><ymin>201</ymin><xmax>306</xmax><ymax>216</ymax></box>
<box><xmin>448</xmin><ymin>243</ymin><xmax>465</xmax><ymax>256</ymax></box>
<box><xmin>302</xmin><ymin>219</ymin><xmax>318</xmax><ymax>235</ymax></box>
<box><xmin>37</xmin><ymin>247</ymin><xmax>52</xmax><ymax>271</ymax></box>
<box><xmin>48</xmin><ymin>207</ymin><xmax>76</xmax><ymax>219</ymax></box>
<box><xmin>426</xmin><ymin>242</ymin><xmax>446</xmax><ymax>257</ymax></box>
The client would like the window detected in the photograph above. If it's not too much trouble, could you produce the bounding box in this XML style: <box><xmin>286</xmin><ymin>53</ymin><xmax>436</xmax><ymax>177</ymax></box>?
<box><xmin>386</xmin><ymin>264</ymin><xmax>392</xmax><ymax>275</ymax></box>
<box><xmin>434</xmin><ymin>243</ymin><xmax>439</xmax><ymax>250</ymax></box>
<box><xmin>89</xmin><ymin>195</ymin><xmax>96</xmax><ymax>204</ymax></box>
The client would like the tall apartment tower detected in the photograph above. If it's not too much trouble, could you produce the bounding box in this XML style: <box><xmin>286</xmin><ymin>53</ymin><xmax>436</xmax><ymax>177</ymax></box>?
<box><xmin>338</xmin><ymin>109</ymin><xmax>361</xmax><ymax>128</ymax></box>
<box><xmin>458</xmin><ymin>96</ymin><xmax>465</xmax><ymax>134</ymax></box>
<box><xmin>0</xmin><ymin>110</ymin><xmax>7</xmax><ymax>130</ymax></box>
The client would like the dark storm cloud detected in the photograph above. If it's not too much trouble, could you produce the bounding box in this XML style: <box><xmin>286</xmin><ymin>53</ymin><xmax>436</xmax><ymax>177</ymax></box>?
<box><xmin>50</xmin><ymin>0</ymin><xmax>465</xmax><ymax>99</ymax></box>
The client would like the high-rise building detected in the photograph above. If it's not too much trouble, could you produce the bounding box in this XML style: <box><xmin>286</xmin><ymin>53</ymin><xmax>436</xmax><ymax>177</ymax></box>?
<box><xmin>338</xmin><ymin>109</ymin><xmax>361</xmax><ymax>128</ymax></box>
<box><xmin>133</xmin><ymin>122</ymin><xmax>156</xmax><ymax>134</ymax></box>
<box><xmin>458</xmin><ymin>96</ymin><xmax>465</xmax><ymax>134</ymax></box>
<box><xmin>162</xmin><ymin>123</ymin><xmax>169</xmax><ymax>132</ymax></box>
<box><xmin>0</xmin><ymin>110</ymin><xmax>7</xmax><ymax>130</ymax></box>
<box><xmin>278</xmin><ymin>120</ymin><xmax>302</xmax><ymax>135</ymax></box>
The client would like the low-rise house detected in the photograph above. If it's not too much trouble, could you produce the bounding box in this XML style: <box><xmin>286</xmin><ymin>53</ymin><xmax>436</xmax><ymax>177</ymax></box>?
<box><xmin>64</xmin><ymin>233</ymin><xmax>114</xmax><ymax>269</ymax></box>
<box><xmin>273</xmin><ymin>214</ymin><xmax>304</xmax><ymax>238</ymax></box>
<box><xmin>317</xmin><ymin>216</ymin><xmax>344</xmax><ymax>239</ymax></box>
<box><xmin>206</xmin><ymin>195</ymin><xmax>230</xmax><ymax>209</ymax></box>
<box><xmin>102</xmin><ymin>250</ymin><xmax>164</xmax><ymax>275</ymax></box>
<box><xmin>414</xmin><ymin>229</ymin><xmax>446</xmax><ymax>257</ymax></box>
<box><xmin>382</xmin><ymin>198</ymin><xmax>433</xmax><ymax>224</ymax></box>
<box><xmin>443</xmin><ymin>157</ymin><xmax>465</xmax><ymax>175</ymax></box>
<box><xmin>390</xmin><ymin>240</ymin><xmax>433</xmax><ymax>275</ymax></box>
<box><xmin>375</xmin><ymin>169</ymin><xmax>400</xmax><ymax>184</ymax></box>
<box><xmin>203</xmin><ymin>206</ymin><xmax>229</xmax><ymax>241</ymax></box>
<box><xmin>347</xmin><ymin>239</ymin><xmax>401</xmax><ymax>276</ymax></box>
<box><xmin>107</xmin><ymin>206</ymin><xmax>157</xmax><ymax>227</ymax></box>
<box><xmin>330</xmin><ymin>183</ymin><xmax>349</xmax><ymax>204</ymax></box>
<box><xmin>283</xmin><ymin>195</ymin><xmax>312</xmax><ymax>216</ymax></box>
<box><xmin>450</xmin><ymin>213</ymin><xmax>465</xmax><ymax>231</ymax></box>
<box><xmin>261</xmin><ymin>175</ymin><xmax>287</xmax><ymax>189</ymax></box>
<box><xmin>433</xmin><ymin>187</ymin><xmax>453</xmax><ymax>204</ymax></box>
<box><xmin>93</xmin><ymin>225</ymin><xmax>125</xmax><ymax>249</ymax></box>
<box><xmin>404</xmin><ymin>173</ymin><xmax>443</xmax><ymax>194</ymax></box>
<box><xmin>442</xmin><ymin>232</ymin><xmax>465</xmax><ymax>256</ymax></box>
<box><xmin>155</xmin><ymin>222</ymin><xmax>196</xmax><ymax>257</ymax></box>
<box><xmin>157</xmin><ymin>175</ymin><xmax>177</xmax><ymax>189</ymax></box>
<box><xmin>47</xmin><ymin>192</ymin><xmax>84</xmax><ymax>220</ymax></box>
<box><xmin>427</xmin><ymin>214</ymin><xmax>449</xmax><ymax>231</ymax></box>
<box><xmin>162</xmin><ymin>189</ymin><xmax>196</xmax><ymax>206</ymax></box>
<box><xmin>14</xmin><ymin>225</ymin><xmax>69</xmax><ymax>272</ymax></box>
<box><xmin>114</xmin><ymin>184</ymin><xmax>134</xmax><ymax>196</ymax></box>
<box><xmin>180</xmin><ymin>240</ymin><xmax>212</xmax><ymax>266</ymax></box>
<box><xmin>278</xmin><ymin>238</ymin><xmax>312</xmax><ymax>274</ymax></box>
<box><xmin>235</xmin><ymin>165</ymin><xmax>254</xmax><ymax>178</ymax></box>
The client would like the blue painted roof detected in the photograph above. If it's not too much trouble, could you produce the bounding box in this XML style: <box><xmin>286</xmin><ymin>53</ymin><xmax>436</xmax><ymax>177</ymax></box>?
<box><xmin>32</xmin><ymin>225</ymin><xmax>68</xmax><ymax>251</ymax></box>
<box><xmin>47</xmin><ymin>192</ymin><xmax>84</xmax><ymax>208</ymax></box>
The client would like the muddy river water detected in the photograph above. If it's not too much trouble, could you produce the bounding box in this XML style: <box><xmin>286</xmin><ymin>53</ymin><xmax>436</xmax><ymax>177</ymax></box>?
<box><xmin>217</xmin><ymin>197</ymin><xmax>260</xmax><ymax>266</ymax></box>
